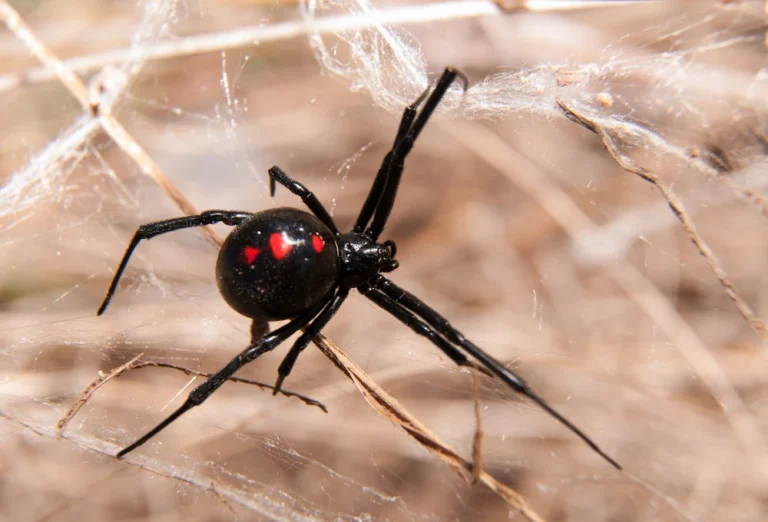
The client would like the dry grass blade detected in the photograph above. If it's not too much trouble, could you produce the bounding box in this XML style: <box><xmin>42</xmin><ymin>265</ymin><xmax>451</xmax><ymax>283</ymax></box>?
<box><xmin>0</xmin><ymin>1</ymin><xmax>89</xmax><ymax>106</ymax></box>
<box><xmin>2</xmin><ymin>4</ymin><xmax>544</xmax><ymax>517</ymax></box>
<box><xmin>125</xmin><ymin>361</ymin><xmax>327</xmax><ymax>411</ymax></box>
<box><xmin>494</xmin><ymin>0</ymin><xmax>656</xmax><ymax>12</ymax></box>
<box><xmin>0</xmin><ymin>1</ymin><xmax>220</xmax><ymax>247</ymax></box>
<box><xmin>470</xmin><ymin>362</ymin><xmax>484</xmax><ymax>485</ymax></box>
<box><xmin>93</xmin><ymin>102</ymin><xmax>222</xmax><ymax>247</ymax></box>
<box><xmin>446</xmin><ymin>119</ymin><xmax>768</xmax><ymax>496</ymax></box>
<box><xmin>56</xmin><ymin>355</ymin><xmax>328</xmax><ymax>436</ymax></box>
<box><xmin>311</xmin><ymin>333</ymin><xmax>546</xmax><ymax>522</ymax></box>
<box><xmin>0</xmin><ymin>0</ymin><xmax>658</xmax><ymax>96</ymax></box>
<box><xmin>0</xmin><ymin>1</ymin><xmax>502</xmax><ymax>95</ymax></box>
<box><xmin>56</xmin><ymin>353</ymin><xmax>145</xmax><ymax>435</ymax></box>
<box><xmin>54</xmin><ymin>325</ymin><xmax>539</xmax><ymax>517</ymax></box>
<box><xmin>557</xmin><ymin>99</ymin><xmax>768</xmax><ymax>344</ymax></box>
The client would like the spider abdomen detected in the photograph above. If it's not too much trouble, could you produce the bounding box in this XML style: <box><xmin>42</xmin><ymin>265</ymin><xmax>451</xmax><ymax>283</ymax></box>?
<box><xmin>216</xmin><ymin>207</ymin><xmax>340</xmax><ymax>321</ymax></box>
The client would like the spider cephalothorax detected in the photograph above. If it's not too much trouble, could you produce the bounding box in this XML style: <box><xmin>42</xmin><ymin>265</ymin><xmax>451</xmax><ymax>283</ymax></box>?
<box><xmin>337</xmin><ymin>232</ymin><xmax>398</xmax><ymax>287</ymax></box>
<box><xmin>98</xmin><ymin>68</ymin><xmax>621</xmax><ymax>470</ymax></box>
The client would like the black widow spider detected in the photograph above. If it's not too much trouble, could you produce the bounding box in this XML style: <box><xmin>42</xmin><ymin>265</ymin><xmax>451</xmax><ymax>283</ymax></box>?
<box><xmin>98</xmin><ymin>67</ymin><xmax>621</xmax><ymax>470</ymax></box>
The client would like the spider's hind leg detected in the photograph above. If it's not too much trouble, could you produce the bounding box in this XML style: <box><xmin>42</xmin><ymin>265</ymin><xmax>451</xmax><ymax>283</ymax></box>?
<box><xmin>359</xmin><ymin>285</ymin><xmax>488</xmax><ymax>375</ymax></box>
<box><xmin>251</xmin><ymin>319</ymin><xmax>270</xmax><ymax>344</ymax></box>
<box><xmin>116</xmin><ymin>298</ymin><xmax>327</xmax><ymax>458</ymax></box>
<box><xmin>98</xmin><ymin>210</ymin><xmax>254</xmax><ymax>316</ymax></box>
<box><xmin>272</xmin><ymin>288</ymin><xmax>348</xmax><ymax>395</ymax></box>
<box><xmin>370</xmin><ymin>276</ymin><xmax>622</xmax><ymax>471</ymax></box>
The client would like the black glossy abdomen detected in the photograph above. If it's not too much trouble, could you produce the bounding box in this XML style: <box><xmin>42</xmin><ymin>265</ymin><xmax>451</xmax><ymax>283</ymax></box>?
<box><xmin>216</xmin><ymin>208</ymin><xmax>340</xmax><ymax>321</ymax></box>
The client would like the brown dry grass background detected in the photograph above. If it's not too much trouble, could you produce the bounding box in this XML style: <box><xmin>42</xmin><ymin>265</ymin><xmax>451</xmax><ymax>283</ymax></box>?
<box><xmin>2</xmin><ymin>1</ymin><xmax>768</xmax><ymax>521</ymax></box>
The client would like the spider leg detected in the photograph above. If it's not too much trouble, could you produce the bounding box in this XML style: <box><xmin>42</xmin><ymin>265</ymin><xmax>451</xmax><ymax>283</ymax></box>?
<box><xmin>353</xmin><ymin>85</ymin><xmax>430</xmax><ymax>233</ymax></box>
<box><xmin>272</xmin><ymin>287</ymin><xmax>349</xmax><ymax>396</ymax></box>
<box><xmin>369</xmin><ymin>276</ymin><xmax>622</xmax><ymax>471</ymax></box>
<box><xmin>268</xmin><ymin>166</ymin><xmax>339</xmax><ymax>234</ymax></box>
<box><xmin>116</xmin><ymin>300</ymin><xmax>327</xmax><ymax>458</ymax></box>
<box><xmin>251</xmin><ymin>318</ymin><xmax>270</xmax><ymax>344</ymax></box>
<box><xmin>365</xmin><ymin>68</ymin><xmax>468</xmax><ymax>241</ymax></box>
<box><xmin>98</xmin><ymin>211</ymin><xmax>254</xmax><ymax>316</ymax></box>
<box><xmin>359</xmin><ymin>286</ymin><xmax>491</xmax><ymax>375</ymax></box>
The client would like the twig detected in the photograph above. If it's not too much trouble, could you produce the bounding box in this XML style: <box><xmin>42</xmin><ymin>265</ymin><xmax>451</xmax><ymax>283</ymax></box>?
<box><xmin>0</xmin><ymin>2</ymin><xmax>496</xmax><ymax>94</ymax></box>
<box><xmin>312</xmin><ymin>333</ymin><xmax>546</xmax><ymax>522</ymax></box>
<box><xmin>0</xmin><ymin>0</ymin><xmax>656</xmax><ymax>95</ymax></box>
<box><xmin>558</xmin><ymin>99</ymin><xmax>768</xmax><ymax>343</ymax></box>
<box><xmin>494</xmin><ymin>0</ymin><xmax>656</xmax><ymax>11</ymax></box>
<box><xmin>93</xmin><ymin>96</ymin><xmax>222</xmax><ymax>247</ymax></box>
<box><xmin>570</xmin><ymin>170</ymin><xmax>768</xmax><ymax>267</ymax></box>
<box><xmin>57</xmin><ymin>356</ymin><xmax>328</xmax><ymax>436</ymax></box>
<box><xmin>0</xmin><ymin>2</ymin><xmax>89</xmax><ymax>106</ymax></box>
<box><xmin>125</xmin><ymin>360</ymin><xmax>327</xmax><ymax>412</ymax></box>
<box><xmin>54</xmin><ymin>332</ymin><xmax>540</xmax><ymax>517</ymax></box>
<box><xmin>3</xmin><ymin>5</ymin><xmax>544</xmax><ymax>515</ymax></box>
<box><xmin>470</xmin><ymin>361</ymin><xmax>484</xmax><ymax>485</ymax></box>
<box><xmin>445</xmin><ymin>119</ymin><xmax>768</xmax><ymax>491</ymax></box>
<box><xmin>0</xmin><ymin>1</ymin><xmax>220</xmax><ymax>247</ymax></box>
<box><xmin>56</xmin><ymin>353</ymin><xmax>145</xmax><ymax>435</ymax></box>
<box><xmin>207</xmin><ymin>478</ymin><xmax>239</xmax><ymax>517</ymax></box>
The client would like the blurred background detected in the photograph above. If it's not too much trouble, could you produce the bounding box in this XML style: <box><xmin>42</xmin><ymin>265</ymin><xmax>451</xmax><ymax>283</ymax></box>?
<box><xmin>2</xmin><ymin>0</ymin><xmax>768</xmax><ymax>520</ymax></box>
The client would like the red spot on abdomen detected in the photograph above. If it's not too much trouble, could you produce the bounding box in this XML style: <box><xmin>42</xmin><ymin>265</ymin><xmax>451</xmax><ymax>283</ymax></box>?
<box><xmin>270</xmin><ymin>232</ymin><xmax>293</xmax><ymax>260</ymax></box>
<box><xmin>312</xmin><ymin>235</ymin><xmax>325</xmax><ymax>253</ymax></box>
<box><xmin>242</xmin><ymin>246</ymin><xmax>260</xmax><ymax>264</ymax></box>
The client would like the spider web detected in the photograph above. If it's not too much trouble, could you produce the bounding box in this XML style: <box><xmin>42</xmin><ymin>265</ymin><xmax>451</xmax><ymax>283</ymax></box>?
<box><xmin>2</xmin><ymin>0</ymin><xmax>768</xmax><ymax>521</ymax></box>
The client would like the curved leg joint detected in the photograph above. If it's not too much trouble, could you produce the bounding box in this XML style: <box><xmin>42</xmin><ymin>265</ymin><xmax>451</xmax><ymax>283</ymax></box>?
<box><xmin>268</xmin><ymin>166</ymin><xmax>339</xmax><ymax>234</ymax></box>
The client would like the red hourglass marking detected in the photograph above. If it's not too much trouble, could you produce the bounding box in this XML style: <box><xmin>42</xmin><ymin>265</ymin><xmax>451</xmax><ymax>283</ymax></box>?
<box><xmin>270</xmin><ymin>232</ymin><xmax>293</xmax><ymax>260</ymax></box>
<box><xmin>242</xmin><ymin>246</ymin><xmax>260</xmax><ymax>264</ymax></box>
<box><xmin>312</xmin><ymin>235</ymin><xmax>325</xmax><ymax>253</ymax></box>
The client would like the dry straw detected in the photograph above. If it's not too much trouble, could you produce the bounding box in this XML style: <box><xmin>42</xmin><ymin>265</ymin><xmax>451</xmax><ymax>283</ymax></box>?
<box><xmin>2</xmin><ymin>0</ymin><xmax>766</xmax><ymax>520</ymax></box>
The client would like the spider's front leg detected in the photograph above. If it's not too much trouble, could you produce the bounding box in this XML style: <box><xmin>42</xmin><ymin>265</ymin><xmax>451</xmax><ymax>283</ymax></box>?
<box><xmin>267</xmin><ymin>166</ymin><xmax>339</xmax><ymax>234</ymax></box>
<box><xmin>353</xmin><ymin>84</ymin><xmax>430</xmax><ymax>233</ymax></box>
<box><xmin>364</xmin><ymin>68</ymin><xmax>468</xmax><ymax>240</ymax></box>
